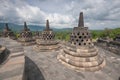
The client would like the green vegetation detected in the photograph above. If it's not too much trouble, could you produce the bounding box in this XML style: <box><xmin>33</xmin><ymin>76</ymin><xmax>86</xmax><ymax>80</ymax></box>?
<box><xmin>0</xmin><ymin>27</ymin><xmax>120</xmax><ymax>41</ymax></box>
<box><xmin>54</xmin><ymin>28</ymin><xmax>120</xmax><ymax>41</ymax></box>
<box><xmin>91</xmin><ymin>28</ymin><xmax>120</xmax><ymax>39</ymax></box>
<box><xmin>55</xmin><ymin>31</ymin><xmax>71</xmax><ymax>41</ymax></box>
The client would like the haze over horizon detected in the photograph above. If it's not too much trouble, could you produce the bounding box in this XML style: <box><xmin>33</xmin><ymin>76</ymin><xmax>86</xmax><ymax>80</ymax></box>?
<box><xmin>0</xmin><ymin>0</ymin><xmax>120</xmax><ymax>30</ymax></box>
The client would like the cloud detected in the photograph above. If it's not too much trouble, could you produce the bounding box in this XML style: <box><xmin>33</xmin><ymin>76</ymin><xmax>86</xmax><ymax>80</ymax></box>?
<box><xmin>16</xmin><ymin>5</ymin><xmax>46</xmax><ymax>24</ymax></box>
<box><xmin>0</xmin><ymin>0</ymin><xmax>120</xmax><ymax>29</ymax></box>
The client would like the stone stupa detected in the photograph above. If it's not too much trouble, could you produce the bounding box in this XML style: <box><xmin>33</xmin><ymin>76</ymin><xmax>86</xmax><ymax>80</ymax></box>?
<box><xmin>33</xmin><ymin>20</ymin><xmax>59</xmax><ymax>51</ymax></box>
<box><xmin>2</xmin><ymin>23</ymin><xmax>16</xmax><ymax>40</ymax></box>
<box><xmin>57</xmin><ymin>12</ymin><xmax>105</xmax><ymax>71</ymax></box>
<box><xmin>18</xmin><ymin>22</ymin><xmax>35</xmax><ymax>46</ymax></box>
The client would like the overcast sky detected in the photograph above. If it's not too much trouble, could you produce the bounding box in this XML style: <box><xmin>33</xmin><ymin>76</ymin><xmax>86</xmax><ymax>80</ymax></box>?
<box><xmin>0</xmin><ymin>0</ymin><xmax>120</xmax><ymax>29</ymax></box>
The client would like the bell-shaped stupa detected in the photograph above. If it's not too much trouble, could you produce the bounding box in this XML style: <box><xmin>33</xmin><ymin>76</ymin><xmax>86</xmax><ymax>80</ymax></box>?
<box><xmin>57</xmin><ymin>12</ymin><xmax>105</xmax><ymax>71</ymax></box>
<box><xmin>18</xmin><ymin>22</ymin><xmax>35</xmax><ymax>46</ymax></box>
<box><xmin>2</xmin><ymin>23</ymin><xmax>16</xmax><ymax>40</ymax></box>
<box><xmin>33</xmin><ymin>20</ymin><xmax>59</xmax><ymax>51</ymax></box>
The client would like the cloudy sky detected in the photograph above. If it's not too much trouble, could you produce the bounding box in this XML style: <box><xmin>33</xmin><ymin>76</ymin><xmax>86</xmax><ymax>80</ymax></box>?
<box><xmin>0</xmin><ymin>0</ymin><xmax>120</xmax><ymax>29</ymax></box>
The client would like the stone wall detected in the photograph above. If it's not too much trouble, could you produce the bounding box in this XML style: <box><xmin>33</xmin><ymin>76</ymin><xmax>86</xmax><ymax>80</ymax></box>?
<box><xmin>96</xmin><ymin>39</ymin><xmax>120</xmax><ymax>55</ymax></box>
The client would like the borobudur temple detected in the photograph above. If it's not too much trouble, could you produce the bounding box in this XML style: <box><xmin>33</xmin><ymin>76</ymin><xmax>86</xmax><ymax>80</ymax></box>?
<box><xmin>57</xmin><ymin>12</ymin><xmax>106</xmax><ymax>71</ymax></box>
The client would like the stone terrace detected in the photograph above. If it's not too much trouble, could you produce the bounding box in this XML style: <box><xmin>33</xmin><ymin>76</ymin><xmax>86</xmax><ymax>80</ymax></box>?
<box><xmin>0</xmin><ymin>38</ymin><xmax>120</xmax><ymax>80</ymax></box>
<box><xmin>24</xmin><ymin>45</ymin><xmax>120</xmax><ymax>80</ymax></box>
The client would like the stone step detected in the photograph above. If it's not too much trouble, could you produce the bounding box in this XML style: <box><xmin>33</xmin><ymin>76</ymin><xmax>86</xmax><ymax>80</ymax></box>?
<box><xmin>59</xmin><ymin>51</ymin><xmax>100</xmax><ymax>62</ymax></box>
<box><xmin>33</xmin><ymin>44</ymin><xmax>60</xmax><ymax>52</ymax></box>
<box><xmin>10</xmin><ymin>51</ymin><xmax>24</xmax><ymax>58</ymax></box>
<box><xmin>58</xmin><ymin>53</ymin><xmax>104</xmax><ymax>68</ymax></box>
<box><xmin>57</xmin><ymin>55</ymin><xmax>106</xmax><ymax>72</ymax></box>
<box><xmin>63</xmin><ymin>48</ymin><xmax>98</xmax><ymax>57</ymax></box>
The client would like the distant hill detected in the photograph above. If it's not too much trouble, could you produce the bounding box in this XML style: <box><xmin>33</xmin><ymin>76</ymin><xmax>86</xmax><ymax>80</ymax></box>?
<box><xmin>0</xmin><ymin>23</ymin><xmax>72</xmax><ymax>32</ymax></box>
<box><xmin>0</xmin><ymin>23</ymin><xmax>45</xmax><ymax>32</ymax></box>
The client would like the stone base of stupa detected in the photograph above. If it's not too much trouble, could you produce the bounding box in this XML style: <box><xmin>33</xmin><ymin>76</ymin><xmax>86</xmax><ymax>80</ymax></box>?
<box><xmin>8</xmin><ymin>36</ymin><xmax>17</xmax><ymax>40</ymax></box>
<box><xmin>17</xmin><ymin>38</ymin><xmax>36</xmax><ymax>46</ymax></box>
<box><xmin>57</xmin><ymin>43</ymin><xmax>105</xmax><ymax>72</ymax></box>
<box><xmin>2</xmin><ymin>35</ymin><xmax>17</xmax><ymax>40</ymax></box>
<box><xmin>33</xmin><ymin>39</ymin><xmax>60</xmax><ymax>51</ymax></box>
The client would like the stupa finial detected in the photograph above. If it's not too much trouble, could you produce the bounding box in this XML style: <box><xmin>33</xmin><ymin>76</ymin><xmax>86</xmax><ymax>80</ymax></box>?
<box><xmin>46</xmin><ymin>20</ymin><xmax>49</xmax><ymax>30</ymax></box>
<box><xmin>78</xmin><ymin>12</ymin><xmax>84</xmax><ymax>27</ymax></box>
<box><xmin>24</xmin><ymin>22</ymin><xmax>29</xmax><ymax>31</ymax></box>
<box><xmin>5</xmin><ymin>23</ymin><xmax>9</xmax><ymax>30</ymax></box>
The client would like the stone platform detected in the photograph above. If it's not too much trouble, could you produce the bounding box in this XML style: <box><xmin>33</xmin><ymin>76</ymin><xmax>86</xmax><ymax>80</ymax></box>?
<box><xmin>0</xmin><ymin>38</ymin><xmax>25</xmax><ymax>80</ymax></box>
<box><xmin>0</xmin><ymin>38</ymin><xmax>120</xmax><ymax>80</ymax></box>
<box><xmin>24</xmin><ymin>43</ymin><xmax>120</xmax><ymax>80</ymax></box>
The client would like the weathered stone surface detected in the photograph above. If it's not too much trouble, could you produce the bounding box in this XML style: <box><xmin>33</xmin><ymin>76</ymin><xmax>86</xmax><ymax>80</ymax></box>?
<box><xmin>24</xmin><ymin>44</ymin><xmax>120</xmax><ymax>80</ymax></box>
<box><xmin>57</xmin><ymin>12</ymin><xmax>105</xmax><ymax>71</ymax></box>
<box><xmin>34</xmin><ymin>20</ymin><xmax>59</xmax><ymax>51</ymax></box>
<box><xmin>0</xmin><ymin>38</ymin><xmax>25</xmax><ymax>80</ymax></box>
<box><xmin>18</xmin><ymin>22</ymin><xmax>35</xmax><ymax>46</ymax></box>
